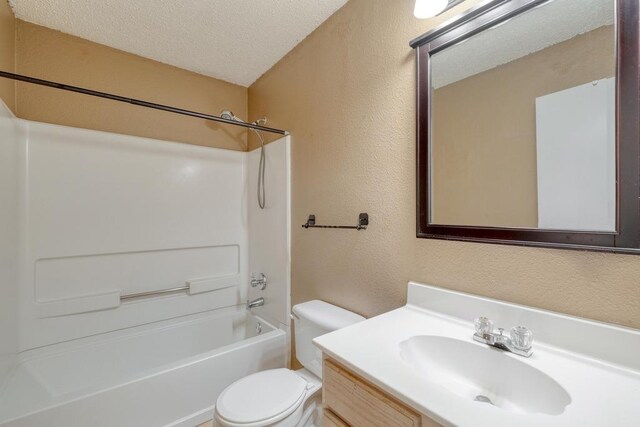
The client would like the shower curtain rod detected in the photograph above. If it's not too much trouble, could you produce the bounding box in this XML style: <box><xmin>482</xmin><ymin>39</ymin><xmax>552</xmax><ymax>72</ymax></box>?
<box><xmin>0</xmin><ymin>71</ymin><xmax>288</xmax><ymax>135</ymax></box>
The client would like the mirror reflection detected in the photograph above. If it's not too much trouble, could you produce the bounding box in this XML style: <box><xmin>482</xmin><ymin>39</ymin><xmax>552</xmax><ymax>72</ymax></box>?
<box><xmin>430</xmin><ymin>0</ymin><xmax>616</xmax><ymax>231</ymax></box>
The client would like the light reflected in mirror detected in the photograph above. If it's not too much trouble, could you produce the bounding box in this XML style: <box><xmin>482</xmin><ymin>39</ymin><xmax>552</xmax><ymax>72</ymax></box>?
<box><xmin>430</xmin><ymin>0</ymin><xmax>616</xmax><ymax>231</ymax></box>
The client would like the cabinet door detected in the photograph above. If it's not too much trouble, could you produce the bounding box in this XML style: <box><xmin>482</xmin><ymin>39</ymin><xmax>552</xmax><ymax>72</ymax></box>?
<box><xmin>323</xmin><ymin>358</ymin><xmax>421</xmax><ymax>427</ymax></box>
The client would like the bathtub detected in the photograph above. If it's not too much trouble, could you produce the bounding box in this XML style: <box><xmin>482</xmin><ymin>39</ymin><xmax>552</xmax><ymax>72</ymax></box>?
<box><xmin>0</xmin><ymin>307</ymin><xmax>287</xmax><ymax>427</ymax></box>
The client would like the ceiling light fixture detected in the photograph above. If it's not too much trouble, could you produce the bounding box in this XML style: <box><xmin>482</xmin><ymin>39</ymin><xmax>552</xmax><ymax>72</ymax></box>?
<box><xmin>414</xmin><ymin>0</ymin><xmax>449</xmax><ymax>19</ymax></box>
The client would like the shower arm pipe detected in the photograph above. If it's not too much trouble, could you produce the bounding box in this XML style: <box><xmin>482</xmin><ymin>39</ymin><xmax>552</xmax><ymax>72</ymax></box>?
<box><xmin>0</xmin><ymin>70</ymin><xmax>288</xmax><ymax>135</ymax></box>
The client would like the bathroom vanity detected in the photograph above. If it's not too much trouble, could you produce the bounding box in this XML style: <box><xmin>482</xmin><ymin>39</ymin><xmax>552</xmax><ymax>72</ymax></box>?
<box><xmin>322</xmin><ymin>357</ymin><xmax>432</xmax><ymax>427</ymax></box>
<box><xmin>314</xmin><ymin>282</ymin><xmax>640</xmax><ymax>427</ymax></box>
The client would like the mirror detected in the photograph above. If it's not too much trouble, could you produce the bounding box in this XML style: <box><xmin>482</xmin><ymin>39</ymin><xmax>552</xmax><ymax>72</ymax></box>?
<box><xmin>431</xmin><ymin>0</ymin><xmax>615</xmax><ymax>231</ymax></box>
<box><xmin>412</xmin><ymin>0</ymin><xmax>640</xmax><ymax>251</ymax></box>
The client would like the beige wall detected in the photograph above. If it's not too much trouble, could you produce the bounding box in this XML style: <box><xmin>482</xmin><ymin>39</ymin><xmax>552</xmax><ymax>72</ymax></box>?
<box><xmin>432</xmin><ymin>25</ymin><xmax>615</xmax><ymax>228</ymax></box>
<box><xmin>15</xmin><ymin>21</ymin><xmax>248</xmax><ymax>150</ymax></box>
<box><xmin>249</xmin><ymin>0</ymin><xmax>640</xmax><ymax>356</ymax></box>
<box><xmin>0</xmin><ymin>0</ymin><xmax>15</xmax><ymax>112</ymax></box>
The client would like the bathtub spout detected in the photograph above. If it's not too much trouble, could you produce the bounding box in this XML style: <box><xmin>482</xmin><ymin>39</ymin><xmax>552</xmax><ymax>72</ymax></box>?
<box><xmin>247</xmin><ymin>297</ymin><xmax>265</xmax><ymax>309</ymax></box>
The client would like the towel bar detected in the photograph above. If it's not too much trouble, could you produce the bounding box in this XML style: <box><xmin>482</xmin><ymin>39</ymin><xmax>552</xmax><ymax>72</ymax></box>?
<box><xmin>301</xmin><ymin>213</ymin><xmax>369</xmax><ymax>230</ymax></box>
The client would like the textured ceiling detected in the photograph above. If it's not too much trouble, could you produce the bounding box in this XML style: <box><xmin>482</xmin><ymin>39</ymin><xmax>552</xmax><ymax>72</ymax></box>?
<box><xmin>432</xmin><ymin>0</ymin><xmax>615</xmax><ymax>88</ymax></box>
<box><xmin>10</xmin><ymin>0</ymin><xmax>348</xmax><ymax>87</ymax></box>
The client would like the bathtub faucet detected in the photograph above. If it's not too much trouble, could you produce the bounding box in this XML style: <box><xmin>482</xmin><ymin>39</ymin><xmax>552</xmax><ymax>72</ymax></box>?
<box><xmin>247</xmin><ymin>297</ymin><xmax>265</xmax><ymax>310</ymax></box>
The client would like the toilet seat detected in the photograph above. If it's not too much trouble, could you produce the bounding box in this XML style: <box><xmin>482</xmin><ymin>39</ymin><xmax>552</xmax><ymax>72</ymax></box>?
<box><xmin>215</xmin><ymin>369</ymin><xmax>309</xmax><ymax>426</ymax></box>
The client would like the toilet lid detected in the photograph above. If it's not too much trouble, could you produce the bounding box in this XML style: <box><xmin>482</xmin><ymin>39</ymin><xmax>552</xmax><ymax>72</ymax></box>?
<box><xmin>216</xmin><ymin>369</ymin><xmax>308</xmax><ymax>425</ymax></box>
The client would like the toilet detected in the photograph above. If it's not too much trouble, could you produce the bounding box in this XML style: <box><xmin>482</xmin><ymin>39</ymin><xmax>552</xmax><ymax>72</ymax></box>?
<box><xmin>214</xmin><ymin>300</ymin><xmax>365</xmax><ymax>427</ymax></box>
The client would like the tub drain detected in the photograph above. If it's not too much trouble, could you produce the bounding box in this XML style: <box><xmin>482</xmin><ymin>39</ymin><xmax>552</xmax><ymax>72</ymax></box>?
<box><xmin>474</xmin><ymin>395</ymin><xmax>493</xmax><ymax>405</ymax></box>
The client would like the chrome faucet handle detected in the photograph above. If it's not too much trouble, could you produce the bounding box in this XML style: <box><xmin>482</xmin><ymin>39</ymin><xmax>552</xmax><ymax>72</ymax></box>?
<box><xmin>510</xmin><ymin>326</ymin><xmax>533</xmax><ymax>351</ymax></box>
<box><xmin>474</xmin><ymin>316</ymin><xmax>494</xmax><ymax>336</ymax></box>
<box><xmin>250</xmin><ymin>273</ymin><xmax>267</xmax><ymax>290</ymax></box>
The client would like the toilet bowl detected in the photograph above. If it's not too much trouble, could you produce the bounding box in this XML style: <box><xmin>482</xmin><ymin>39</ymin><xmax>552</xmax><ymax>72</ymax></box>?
<box><xmin>214</xmin><ymin>300</ymin><xmax>364</xmax><ymax>427</ymax></box>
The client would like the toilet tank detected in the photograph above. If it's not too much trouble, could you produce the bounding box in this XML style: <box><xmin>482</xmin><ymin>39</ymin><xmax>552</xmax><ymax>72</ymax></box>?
<box><xmin>292</xmin><ymin>300</ymin><xmax>365</xmax><ymax>378</ymax></box>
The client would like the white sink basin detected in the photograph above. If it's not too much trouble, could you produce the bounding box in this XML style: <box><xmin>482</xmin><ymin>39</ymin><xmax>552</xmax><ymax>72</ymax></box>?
<box><xmin>315</xmin><ymin>283</ymin><xmax>640</xmax><ymax>426</ymax></box>
<box><xmin>399</xmin><ymin>335</ymin><xmax>571</xmax><ymax>415</ymax></box>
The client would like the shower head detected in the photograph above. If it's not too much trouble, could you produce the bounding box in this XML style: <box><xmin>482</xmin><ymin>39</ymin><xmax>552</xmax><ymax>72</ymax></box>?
<box><xmin>220</xmin><ymin>109</ymin><xmax>245</xmax><ymax>123</ymax></box>
<box><xmin>219</xmin><ymin>108</ymin><xmax>268</xmax><ymax>209</ymax></box>
<box><xmin>220</xmin><ymin>109</ymin><xmax>267</xmax><ymax>126</ymax></box>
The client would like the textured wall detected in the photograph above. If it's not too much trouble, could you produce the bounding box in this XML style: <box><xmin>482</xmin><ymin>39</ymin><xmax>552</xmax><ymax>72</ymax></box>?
<box><xmin>249</xmin><ymin>0</ymin><xmax>640</xmax><ymax>336</ymax></box>
<box><xmin>432</xmin><ymin>25</ymin><xmax>614</xmax><ymax>228</ymax></box>
<box><xmin>15</xmin><ymin>21</ymin><xmax>248</xmax><ymax>150</ymax></box>
<box><xmin>0</xmin><ymin>0</ymin><xmax>15</xmax><ymax>112</ymax></box>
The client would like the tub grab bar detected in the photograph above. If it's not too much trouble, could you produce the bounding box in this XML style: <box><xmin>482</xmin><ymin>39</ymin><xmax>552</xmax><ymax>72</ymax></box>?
<box><xmin>37</xmin><ymin>275</ymin><xmax>241</xmax><ymax>318</ymax></box>
<box><xmin>121</xmin><ymin>275</ymin><xmax>240</xmax><ymax>301</ymax></box>
<box><xmin>120</xmin><ymin>286</ymin><xmax>189</xmax><ymax>301</ymax></box>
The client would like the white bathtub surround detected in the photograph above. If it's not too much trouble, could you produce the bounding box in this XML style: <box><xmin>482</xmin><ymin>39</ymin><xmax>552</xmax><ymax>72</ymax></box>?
<box><xmin>19</xmin><ymin>120</ymin><xmax>249</xmax><ymax>349</ymax></box>
<box><xmin>0</xmin><ymin>109</ymin><xmax>291</xmax><ymax>427</ymax></box>
<box><xmin>247</xmin><ymin>136</ymin><xmax>291</xmax><ymax>329</ymax></box>
<box><xmin>0</xmin><ymin>101</ymin><xmax>20</xmax><ymax>388</ymax></box>
<box><xmin>313</xmin><ymin>282</ymin><xmax>640</xmax><ymax>427</ymax></box>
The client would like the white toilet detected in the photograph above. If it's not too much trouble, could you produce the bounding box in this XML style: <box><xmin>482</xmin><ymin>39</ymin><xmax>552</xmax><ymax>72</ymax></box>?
<box><xmin>214</xmin><ymin>300</ymin><xmax>365</xmax><ymax>427</ymax></box>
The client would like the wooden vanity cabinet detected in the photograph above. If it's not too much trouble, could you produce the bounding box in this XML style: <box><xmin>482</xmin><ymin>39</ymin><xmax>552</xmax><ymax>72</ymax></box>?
<box><xmin>323</xmin><ymin>409</ymin><xmax>350</xmax><ymax>427</ymax></box>
<box><xmin>322</xmin><ymin>357</ymin><xmax>428</xmax><ymax>427</ymax></box>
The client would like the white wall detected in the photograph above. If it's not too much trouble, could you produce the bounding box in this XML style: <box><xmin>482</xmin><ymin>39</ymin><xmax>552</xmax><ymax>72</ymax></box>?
<box><xmin>18</xmin><ymin>121</ymin><xmax>250</xmax><ymax>350</ymax></box>
<box><xmin>0</xmin><ymin>101</ymin><xmax>20</xmax><ymax>385</ymax></box>
<box><xmin>247</xmin><ymin>136</ymin><xmax>291</xmax><ymax>328</ymax></box>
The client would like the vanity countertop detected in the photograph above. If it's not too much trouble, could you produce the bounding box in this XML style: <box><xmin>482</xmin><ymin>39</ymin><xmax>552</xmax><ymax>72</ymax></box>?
<box><xmin>313</xmin><ymin>282</ymin><xmax>640</xmax><ymax>427</ymax></box>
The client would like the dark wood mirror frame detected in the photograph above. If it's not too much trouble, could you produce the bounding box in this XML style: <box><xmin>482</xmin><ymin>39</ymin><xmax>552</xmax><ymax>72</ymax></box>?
<box><xmin>411</xmin><ymin>0</ymin><xmax>640</xmax><ymax>253</ymax></box>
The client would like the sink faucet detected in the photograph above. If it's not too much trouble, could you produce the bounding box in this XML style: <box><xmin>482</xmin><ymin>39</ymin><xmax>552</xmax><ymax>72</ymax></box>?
<box><xmin>247</xmin><ymin>297</ymin><xmax>265</xmax><ymax>310</ymax></box>
<box><xmin>473</xmin><ymin>317</ymin><xmax>533</xmax><ymax>357</ymax></box>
